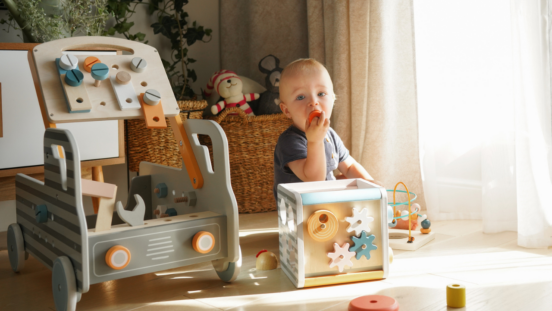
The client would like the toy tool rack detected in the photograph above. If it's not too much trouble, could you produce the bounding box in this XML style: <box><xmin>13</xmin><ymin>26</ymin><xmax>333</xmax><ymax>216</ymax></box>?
<box><xmin>7</xmin><ymin>36</ymin><xmax>241</xmax><ymax>311</ymax></box>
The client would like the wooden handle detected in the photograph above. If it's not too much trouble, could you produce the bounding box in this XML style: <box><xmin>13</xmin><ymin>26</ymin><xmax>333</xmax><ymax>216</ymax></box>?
<box><xmin>169</xmin><ymin>114</ymin><xmax>204</xmax><ymax>189</ymax></box>
<box><xmin>35</xmin><ymin>36</ymin><xmax>146</xmax><ymax>54</ymax></box>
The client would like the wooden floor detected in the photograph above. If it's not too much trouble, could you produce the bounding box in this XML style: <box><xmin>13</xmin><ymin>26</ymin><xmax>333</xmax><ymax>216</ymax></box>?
<box><xmin>2</xmin><ymin>212</ymin><xmax>552</xmax><ymax>310</ymax></box>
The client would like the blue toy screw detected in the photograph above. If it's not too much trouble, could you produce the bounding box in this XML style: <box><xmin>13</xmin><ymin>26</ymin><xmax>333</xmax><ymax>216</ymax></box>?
<box><xmin>65</xmin><ymin>69</ymin><xmax>84</xmax><ymax>87</ymax></box>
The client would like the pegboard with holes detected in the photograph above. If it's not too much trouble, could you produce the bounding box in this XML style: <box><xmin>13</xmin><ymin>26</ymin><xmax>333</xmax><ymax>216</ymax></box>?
<box><xmin>30</xmin><ymin>36</ymin><xmax>179</xmax><ymax>123</ymax></box>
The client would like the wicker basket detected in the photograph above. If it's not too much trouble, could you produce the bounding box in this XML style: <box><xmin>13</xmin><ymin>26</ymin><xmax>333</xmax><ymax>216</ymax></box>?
<box><xmin>127</xmin><ymin>100</ymin><xmax>207</xmax><ymax>172</ymax></box>
<box><xmin>205</xmin><ymin>107</ymin><xmax>292</xmax><ymax>213</ymax></box>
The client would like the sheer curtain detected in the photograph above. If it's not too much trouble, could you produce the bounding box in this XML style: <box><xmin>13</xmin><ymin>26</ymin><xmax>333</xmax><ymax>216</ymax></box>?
<box><xmin>307</xmin><ymin>0</ymin><xmax>426</xmax><ymax>205</ymax></box>
<box><xmin>417</xmin><ymin>0</ymin><xmax>552</xmax><ymax>248</ymax></box>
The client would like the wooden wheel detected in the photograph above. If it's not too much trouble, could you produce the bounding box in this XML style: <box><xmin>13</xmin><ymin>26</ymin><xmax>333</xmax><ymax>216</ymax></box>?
<box><xmin>7</xmin><ymin>223</ymin><xmax>25</xmax><ymax>272</ymax></box>
<box><xmin>213</xmin><ymin>246</ymin><xmax>241</xmax><ymax>282</ymax></box>
<box><xmin>52</xmin><ymin>256</ymin><xmax>78</xmax><ymax>311</ymax></box>
<box><xmin>307</xmin><ymin>210</ymin><xmax>338</xmax><ymax>242</ymax></box>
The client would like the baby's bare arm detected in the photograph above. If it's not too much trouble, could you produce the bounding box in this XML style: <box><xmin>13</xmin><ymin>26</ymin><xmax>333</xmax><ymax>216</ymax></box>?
<box><xmin>287</xmin><ymin>111</ymin><xmax>330</xmax><ymax>182</ymax></box>
<box><xmin>338</xmin><ymin>157</ymin><xmax>383</xmax><ymax>186</ymax></box>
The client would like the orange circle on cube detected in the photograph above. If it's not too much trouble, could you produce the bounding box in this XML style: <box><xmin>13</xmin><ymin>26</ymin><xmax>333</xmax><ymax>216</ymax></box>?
<box><xmin>308</xmin><ymin>110</ymin><xmax>322</xmax><ymax>124</ymax></box>
<box><xmin>193</xmin><ymin>231</ymin><xmax>215</xmax><ymax>254</ymax></box>
<box><xmin>307</xmin><ymin>210</ymin><xmax>338</xmax><ymax>242</ymax></box>
<box><xmin>105</xmin><ymin>245</ymin><xmax>131</xmax><ymax>270</ymax></box>
<box><xmin>348</xmin><ymin>295</ymin><xmax>399</xmax><ymax>311</ymax></box>
<box><xmin>84</xmin><ymin>56</ymin><xmax>101</xmax><ymax>73</ymax></box>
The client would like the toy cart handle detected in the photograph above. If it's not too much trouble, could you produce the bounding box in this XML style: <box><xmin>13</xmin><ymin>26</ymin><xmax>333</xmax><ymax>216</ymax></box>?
<box><xmin>35</xmin><ymin>36</ymin><xmax>154</xmax><ymax>55</ymax></box>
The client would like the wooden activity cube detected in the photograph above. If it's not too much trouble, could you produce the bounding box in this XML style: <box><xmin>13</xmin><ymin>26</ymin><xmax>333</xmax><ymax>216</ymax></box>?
<box><xmin>277</xmin><ymin>179</ymin><xmax>390</xmax><ymax>288</ymax></box>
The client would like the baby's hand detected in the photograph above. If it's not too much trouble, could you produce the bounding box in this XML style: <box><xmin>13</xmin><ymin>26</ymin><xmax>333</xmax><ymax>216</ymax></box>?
<box><xmin>305</xmin><ymin>110</ymin><xmax>330</xmax><ymax>143</ymax></box>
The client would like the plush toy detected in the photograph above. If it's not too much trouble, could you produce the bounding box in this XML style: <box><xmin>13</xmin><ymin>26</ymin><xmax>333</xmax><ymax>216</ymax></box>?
<box><xmin>205</xmin><ymin>70</ymin><xmax>259</xmax><ymax>116</ymax></box>
<box><xmin>254</xmin><ymin>55</ymin><xmax>284</xmax><ymax>115</ymax></box>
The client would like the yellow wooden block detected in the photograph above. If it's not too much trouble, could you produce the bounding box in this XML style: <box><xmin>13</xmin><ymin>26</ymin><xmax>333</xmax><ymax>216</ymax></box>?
<box><xmin>304</xmin><ymin>270</ymin><xmax>384</xmax><ymax>288</ymax></box>
<box><xmin>447</xmin><ymin>283</ymin><xmax>466</xmax><ymax>308</ymax></box>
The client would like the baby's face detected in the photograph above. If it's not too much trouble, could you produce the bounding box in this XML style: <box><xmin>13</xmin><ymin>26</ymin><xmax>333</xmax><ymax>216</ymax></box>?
<box><xmin>279</xmin><ymin>68</ymin><xmax>335</xmax><ymax>132</ymax></box>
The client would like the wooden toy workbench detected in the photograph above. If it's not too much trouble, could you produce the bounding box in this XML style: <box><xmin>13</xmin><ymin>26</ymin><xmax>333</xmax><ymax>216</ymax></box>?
<box><xmin>6</xmin><ymin>37</ymin><xmax>241</xmax><ymax>311</ymax></box>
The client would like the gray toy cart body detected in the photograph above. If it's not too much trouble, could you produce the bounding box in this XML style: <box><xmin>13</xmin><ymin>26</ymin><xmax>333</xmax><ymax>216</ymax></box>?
<box><xmin>7</xmin><ymin>119</ymin><xmax>241</xmax><ymax>311</ymax></box>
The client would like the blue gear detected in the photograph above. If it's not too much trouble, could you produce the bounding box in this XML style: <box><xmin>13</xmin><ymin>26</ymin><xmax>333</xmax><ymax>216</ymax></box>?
<box><xmin>349</xmin><ymin>231</ymin><xmax>378</xmax><ymax>260</ymax></box>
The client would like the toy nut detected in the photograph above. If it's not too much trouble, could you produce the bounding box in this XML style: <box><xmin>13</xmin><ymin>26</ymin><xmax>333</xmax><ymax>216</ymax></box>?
<box><xmin>256</xmin><ymin>250</ymin><xmax>278</xmax><ymax>270</ymax></box>
<box><xmin>187</xmin><ymin>191</ymin><xmax>197</xmax><ymax>207</ymax></box>
<box><xmin>165</xmin><ymin>208</ymin><xmax>177</xmax><ymax>217</ymax></box>
<box><xmin>35</xmin><ymin>204</ymin><xmax>48</xmax><ymax>223</ymax></box>
<box><xmin>154</xmin><ymin>183</ymin><xmax>168</xmax><ymax>198</ymax></box>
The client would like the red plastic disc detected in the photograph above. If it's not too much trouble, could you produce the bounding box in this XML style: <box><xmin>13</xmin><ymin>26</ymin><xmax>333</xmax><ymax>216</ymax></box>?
<box><xmin>348</xmin><ymin>295</ymin><xmax>399</xmax><ymax>311</ymax></box>
<box><xmin>308</xmin><ymin>110</ymin><xmax>322</xmax><ymax>124</ymax></box>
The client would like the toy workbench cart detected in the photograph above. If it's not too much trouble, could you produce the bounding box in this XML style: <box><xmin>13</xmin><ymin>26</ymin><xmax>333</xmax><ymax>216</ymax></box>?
<box><xmin>277</xmin><ymin>179</ymin><xmax>392</xmax><ymax>288</ymax></box>
<box><xmin>6</xmin><ymin>37</ymin><xmax>241</xmax><ymax>311</ymax></box>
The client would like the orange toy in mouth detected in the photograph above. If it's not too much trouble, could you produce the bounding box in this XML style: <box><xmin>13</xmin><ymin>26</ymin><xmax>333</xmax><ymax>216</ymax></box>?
<box><xmin>308</xmin><ymin>110</ymin><xmax>322</xmax><ymax>124</ymax></box>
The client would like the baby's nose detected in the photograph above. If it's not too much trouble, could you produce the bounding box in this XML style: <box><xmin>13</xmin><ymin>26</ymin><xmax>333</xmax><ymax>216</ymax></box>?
<box><xmin>227</xmin><ymin>79</ymin><xmax>232</xmax><ymax>83</ymax></box>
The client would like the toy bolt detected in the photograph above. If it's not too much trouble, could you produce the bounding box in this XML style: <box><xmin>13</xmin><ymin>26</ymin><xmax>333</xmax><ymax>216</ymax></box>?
<box><xmin>144</xmin><ymin>89</ymin><xmax>161</xmax><ymax>105</ymax></box>
<box><xmin>131</xmin><ymin>57</ymin><xmax>147</xmax><ymax>73</ymax></box>
<box><xmin>91</xmin><ymin>63</ymin><xmax>109</xmax><ymax>87</ymax></box>
<box><xmin>59</xmin><ymin>54</ymin><xmax>78</xmax><ymax>70</ymax></box>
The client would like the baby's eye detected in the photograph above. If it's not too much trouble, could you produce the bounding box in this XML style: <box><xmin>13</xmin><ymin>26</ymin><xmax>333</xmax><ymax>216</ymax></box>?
<box><xmin>296</xmin><ymin>95</ymin><xmax>305</xmax><ymax>100</ymax></box>
<box><xmin>318</xmin><ymin>92</ymin><xmax>326</xmax><ymax>97</ymax></box>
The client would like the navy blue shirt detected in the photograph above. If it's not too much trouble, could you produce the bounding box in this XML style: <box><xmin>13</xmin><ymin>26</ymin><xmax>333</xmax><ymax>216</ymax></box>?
<box><xmin>273</xmin><ymin>125</ymin><xmax>350</xmax><ymax>201</ymax></box>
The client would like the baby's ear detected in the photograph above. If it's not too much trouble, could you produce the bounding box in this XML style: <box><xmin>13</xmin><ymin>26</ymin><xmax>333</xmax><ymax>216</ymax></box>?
<box><xmin>279</xmin><ymin>102</ymin><xmax>291</xmax><ymax>118</ymax></box>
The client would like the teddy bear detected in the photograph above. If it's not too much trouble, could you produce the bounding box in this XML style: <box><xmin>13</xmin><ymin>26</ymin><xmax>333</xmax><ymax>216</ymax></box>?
<box><xmin>205</xmin><ymin>70</ymin><xmax>259</xmax><ymax>116</ymax></box>
<box><xmin>254</xmin><ymin>55</ymin><xmax>284</xmax><ymax>115</ymax></box>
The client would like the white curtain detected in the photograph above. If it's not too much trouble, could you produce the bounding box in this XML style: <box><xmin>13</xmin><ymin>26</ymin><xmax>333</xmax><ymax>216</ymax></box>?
<box><xmin>417</xmin><ymin>0</ymin><xmax>552</xmax><ymax>248</ymax></box>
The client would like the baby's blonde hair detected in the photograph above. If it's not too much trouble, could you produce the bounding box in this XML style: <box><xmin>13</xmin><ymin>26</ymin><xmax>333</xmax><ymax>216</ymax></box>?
<box><xmin>280</xmin><ymin>58</ymin><xmax>336</xmax><ymax>101</ymax></box>
<box><xmin>281</xmin><ymin>58</ymin><xmax>327</xmax><ymax>80</ymax></box>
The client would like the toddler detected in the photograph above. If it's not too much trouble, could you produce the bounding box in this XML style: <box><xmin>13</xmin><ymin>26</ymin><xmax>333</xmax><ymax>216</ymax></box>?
<box><xmin>273</xmin><ymin>58</ymin><xmax>378</xmax><ymax>201</ymax></box>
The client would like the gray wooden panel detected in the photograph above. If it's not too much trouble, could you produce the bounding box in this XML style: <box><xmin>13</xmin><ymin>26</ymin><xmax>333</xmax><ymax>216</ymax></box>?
<box><xmin>15</xmin><ymin>128</ymin><xmax>89</xmax><ymax>293</ymax></box>
<box><xmin>88</xmin><ymin>215</ymin><xmax>227</xmax><ymax>284</ymax></box>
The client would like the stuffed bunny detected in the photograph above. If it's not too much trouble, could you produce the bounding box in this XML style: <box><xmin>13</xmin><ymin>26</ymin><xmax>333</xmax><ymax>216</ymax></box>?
<box><xmin>205</xmin><ymin>70</ymin><xmax>259</xmax><ymax>116</ymax></box>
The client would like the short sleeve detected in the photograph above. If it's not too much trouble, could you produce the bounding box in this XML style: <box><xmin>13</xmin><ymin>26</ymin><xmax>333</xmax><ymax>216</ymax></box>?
<box><xmin>275</xmin><ymin>130</ymin><xmax>308</xmax><ymax>168</ymax></box>
<box><xmin>329</xmin><ymin>128</ymin><xmax>350</xmax><ymax>163</ymax></box>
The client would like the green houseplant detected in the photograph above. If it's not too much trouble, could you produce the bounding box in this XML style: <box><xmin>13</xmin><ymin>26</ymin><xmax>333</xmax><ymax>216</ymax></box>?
<box><xmin>1</xmin><ymin>0</ymin><xmax>110</xmax><ymax>42</ymax></box>
<box><xmin>107</xmin><ymin>0</ymin><xmax>212</xmax><ymax>100</ymax></box>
